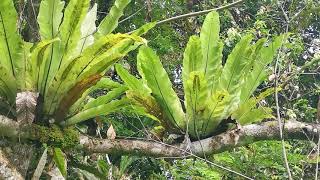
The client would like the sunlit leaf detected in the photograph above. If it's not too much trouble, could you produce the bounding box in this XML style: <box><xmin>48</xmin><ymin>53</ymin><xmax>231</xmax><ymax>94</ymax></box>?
<box><xmin>53</xmin><ymin>147</ymin><xmax>67</xmax><ymax>177</ymax></box>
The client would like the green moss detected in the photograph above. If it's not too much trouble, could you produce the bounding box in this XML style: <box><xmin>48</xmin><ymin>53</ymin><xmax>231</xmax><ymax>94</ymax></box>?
<box><xmin>31</xmin><ymin>124</ymin><xmax>79</xmax><ymax>149</ymax></box>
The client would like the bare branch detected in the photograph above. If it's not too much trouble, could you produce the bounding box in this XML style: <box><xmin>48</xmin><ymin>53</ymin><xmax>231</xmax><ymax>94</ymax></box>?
<box><xmin>1</xmin><ymin>117</ymin><xmax>319</xmax><ymax>158</ymax></box>
<box><xmin>80</xmin><ymin>120</ymin><xmax>320</xmax><ymax>157</ymax></box>
<box><xmin>156</xmin><ymin>0</ymin><xmax>244</xmax><ymax>26</ymax></box>
<box><xmin>281</xmin><ymin>56</ymin><xmax>320</xmax><ymax>88</ymax></box>
<box><xmin>127</xmin><ymin>0</ymin><xmax>244</xmax><ymax>34</ymax></box>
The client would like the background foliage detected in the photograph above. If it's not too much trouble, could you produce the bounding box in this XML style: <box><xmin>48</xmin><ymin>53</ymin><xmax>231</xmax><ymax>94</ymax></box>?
<box><xmin>10</xmin><ymin>0</ymin><xmax>320</xmax><ymax>179</ymax></box>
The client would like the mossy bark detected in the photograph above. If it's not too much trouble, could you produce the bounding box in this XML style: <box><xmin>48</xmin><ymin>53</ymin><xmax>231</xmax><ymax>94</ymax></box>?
<box><xmin>30</xmin><ymin>124</ymin><xmax>80</xmax><ymax>149</ymax></box>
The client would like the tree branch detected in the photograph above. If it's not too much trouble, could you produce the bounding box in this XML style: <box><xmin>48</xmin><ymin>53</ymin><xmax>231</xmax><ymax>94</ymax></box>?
<box><xmin>156</xmin><ymin>0</ymin><xmax>244</xmax><ymax>26</ymax></box>
<box><xmin>0</xmin><ymin>149</ymin><xmax>24</xmax><ymax>180</ymax></box>
<box><xmin>1</xmin><ymin>117</ymin><xmax>319</xmax><ymax>157</ymax></box>
<box><xmin>127</xmin><ymin>0</ymin><xmax>244</xmax><ymax>34</ymax></box>
<box><xmin>80</xmin><ymin>120</ymin><xmax>320</xmax><ymax>157</ymax></box>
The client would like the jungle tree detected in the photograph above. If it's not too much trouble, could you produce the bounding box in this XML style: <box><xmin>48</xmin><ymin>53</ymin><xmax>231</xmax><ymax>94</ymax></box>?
<box><xmin>0</xmin><ymin>0</ymin><xmax>319</xmax><ymax>179</ymax></box>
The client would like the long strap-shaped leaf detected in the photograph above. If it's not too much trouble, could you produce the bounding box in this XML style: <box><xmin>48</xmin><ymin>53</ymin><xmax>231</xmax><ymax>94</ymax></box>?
<box><xmin>0</xmin><ymin>66</ymin><xmax>16</xmax><ymax>104</ymax></box>
<box><xmin>0</xmin><ymin>0</ymin><xmax>23</xmax><ymax>88</ymax></box>
<box><xmin>76</xmin><ymin>37</ymin><xmax>144</xmax><ymax>81</ymax></box>
<box><xmin>182</xmin><ymin>36</ymin><xmax>204</xmax><ymax>131</ymax></box>
<box><xmin>68</xmin><ymin>77</ymin><xmax>122</xmax><ymax>115</ymax></box>
<box><xmin>182</xmin><ymin>36</ymin><xmax>203</xmax><ymax>83</ymax></box>
<box><xmin>37</xmin><ymin>0</ymin><xmax>65</xmax><ymax>40</ymax></box>
<box><xmin>132</xmin><ymin>22</ymin><xmax>157</xmax><ymax>36</ymax></box>
<box><xmin>37</xmin><ymin>0</ymin><xmax>64</xmax><ymax>95</ymax></box>
<box><xmin>138</xmin><ymin>46</ymin><xmax>185</xmax><ymax>130</ymax></box>
<box><xmin>115</xmin><ymin>64</ymin><xmax>151</xmax><ymax>95</ymax></box>
<box><xmin>83</xmin><ymin>86</ymin><xmax>128</xmax><ymax>110</ymax></box>
<box><xmin>95</xmin><ymin>0</ymin><xmax>131</xmax><ymax>38</ymax></box>
<box><xmin>50</xmin><ymin>46</ymin><xmax>137</xmax><ymax>117</ymax></box>
<box><xmin>219</xmin><ymin>35</ymin><xmax>253</xmax><ymax>92</ymax></box>
<box><xmin>53</xmin><ymin>148</ymin><xmax>67</xmax><ymax>177</ymax></box>
<box><xmin>240</xmin><ymin>35</ymin><xmax>285</xmax><ymax>102</ymax></box>
<box><xmin>200</xmin><ymin>11</ymin><xmax>223</xmax><ymax>87</ymax></box>
<box><xmin>59</xmin><ymin>38</ymin><xmax>144</xmax><ymax>113</ymax></box>
<box><xmin>184</xmin><ymin>72</ymin><xmax>209</xmax><ymax>138</ymax></box>
<box><xmin>44</xmin><ymin>34</ymin><xmax>142</xmax><ymax>115</ymax></box>
<box><xmin>76</xmin><ymin>4</ymin><xmax>98</xmax><ymax>55</ymax></box>
<box><xmin>64</xmin><ymin>98</ymin><xmax>130</xmax><ymax>126</ymax></box>
<box><xmin>202</xmin><ymin>90</ymin><xmax>231</xmax><ymax>137</ymax></box>
<box><xmin>42</xmin><ymin>0</ymin><xmax>89</xmax><ymax>97</ymax></box>
<box><xmin>22</xmin><ymin>42</ymin><xmax>34</xmax><ymax>91</ymax></box>
<box><xmin>38</xmin><ymin>0</ymin><xmax>89</xmax><ymax>98</ymax></box>
<box><xmin>54</xmin><ymin>74</ymin><xmax>103</xmax><ymax>121</ymax></box>
<box><xmin>115</xmin><ymin>64</ymin><xmax>171</xmax><ymax>127</ymax></box>
<box><xmin>218</xmin><ymin>35</ymin><xmax>253</xmax><ymax>114</ymax></box>
<box><xmin>36</xmin><ymin>39</ymin><xmax>60</xmax><ymax>91</ymax></box>
<box><xmin>58</xmin><ymin>0</ymin><xmax>89</xmax><ymax>66</ymax></box>
<box><xmin>32</xmin><ymin>148</ymin><xmax>48</xmax><ymax>180</ymax></box>
<box><xmin>240</xmin><ymin>38</ymin><xmax>267</xmax><ymax>76</ymax></box>
<box><xmin>236</xmin><ymin>107</ymin><xmax>274</xmax><ymax>125</ymax></box>
<box><xmin>28</xmin><ymin>39</ymin><xmax>59</xmax><ymax>91</ymax></box>
<box><xmin>232</xmin><ymin>88</ymin><xmax>278</xmax><ymax>123</ymax></box>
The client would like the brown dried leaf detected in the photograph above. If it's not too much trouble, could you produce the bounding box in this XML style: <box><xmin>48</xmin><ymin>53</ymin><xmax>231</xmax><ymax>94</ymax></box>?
<box><xmin>16</xmin><ymin>91</ymin><xmax>39</xmax><ymax>125</ymax></box>
<box><xmin>107</xmin><ymin>124</ymin><xmax>116</xmax><ymax>140</ymax></box>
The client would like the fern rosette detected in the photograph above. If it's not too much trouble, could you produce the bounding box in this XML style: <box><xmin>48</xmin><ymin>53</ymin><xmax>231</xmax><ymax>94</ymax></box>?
<box><xmin>116</xmin><ymin>11</ymin><xmax>285</xmax><ymax>139</ymax></box>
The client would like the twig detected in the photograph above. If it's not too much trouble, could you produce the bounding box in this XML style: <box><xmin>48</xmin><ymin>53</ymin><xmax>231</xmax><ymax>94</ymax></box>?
<box><xmin>118</xmin><ymin>5</ymin><xmax>146</xmax><ymax>24</ymax></box>
<box><xmin>316</xmin><ymin>97</ymin><xmax>320</xmax><ymax>180</ymax></box>
<box><xmin>156</xmin><ymin>0</ymin><xmax>244</xmax><ymax>26</ymax></box>
<box><xmin>127</xmin><ymin>0</ymin><xmax>244</xmax><ymax>34</ymax></box>
<box><xmin>280</xmin><ymin>5</ymin><xmax>289</xmax><ymax>23</ymax></box>
<box><xmin>315</xmin><ymin>134</ymin><xmax>320</xmax><ymax>180</ymax></box>
<box><xmin>289</xmin><ymin>6</ymin><xmax>306</xmax><ymax>23</ymax></box>
<box><xmin>274</xmin><ymin>6</ymin><xmax>292</xmax><ymax>179</ymax></box>
<box><xmin>281</xmin><ymin>56</ymin><xmax>320</xmax><ymax>87</ymax></box>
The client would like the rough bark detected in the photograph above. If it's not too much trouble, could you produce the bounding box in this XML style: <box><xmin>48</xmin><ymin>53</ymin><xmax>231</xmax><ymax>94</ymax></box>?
<box><xmin>0</xmin><ymin>116</ymin><xmax>34</xmax><ymax>179</ymax></box>
<box><xmin>1</xmin><ymin>144</ymin><xmax>34</xmax><ymax>178</ymax></box>
<box><xmin>80</xmin><ymin>120</ymin><xmax>320</xmax><ymax>157</ymax></box>
<box><xmin>0</xmin><ymin>149</ymin><xmax>24</xmax><ymax>180</ymax></box>
<box><xmin>1</xmin><ymin>116</ymin><xmax>319</xmax><ymax>158</ymax></box>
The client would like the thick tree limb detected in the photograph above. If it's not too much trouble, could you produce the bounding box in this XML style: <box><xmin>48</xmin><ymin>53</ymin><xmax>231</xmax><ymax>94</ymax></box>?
<box><xmin>0</xmin><ymin>149</ymin><xmax>24</xmax><ymax>180</ymax></box>
<box><xmin>80</xmin><ymin>120</ymin><xmax>320</xmax><ymax>157</ymax></box>
<box><xmin>0</xmin><ymin>115</ymin><xmax>35</xmax><ymax>179</ymax></box>
<box><xmin>1</xmin><ymin>117</ymin><xmax>319</xmax><ymax>157</ymax></box>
